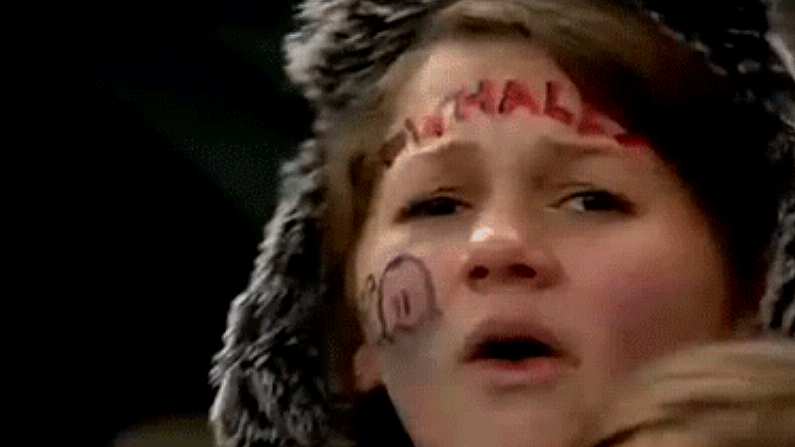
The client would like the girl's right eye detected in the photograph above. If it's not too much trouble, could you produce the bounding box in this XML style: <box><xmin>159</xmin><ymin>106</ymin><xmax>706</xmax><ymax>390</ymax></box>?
<box><xmin>400</xmin><ymin>196</ymin><xmax>468</xmax><ymax>219</ymax></box>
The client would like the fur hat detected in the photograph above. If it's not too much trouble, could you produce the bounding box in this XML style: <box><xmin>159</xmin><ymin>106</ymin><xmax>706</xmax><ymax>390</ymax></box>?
<box><xmin>210</xmin><ymin>1</ymin><xmax>795</xmax><ymax>446</ymax></box>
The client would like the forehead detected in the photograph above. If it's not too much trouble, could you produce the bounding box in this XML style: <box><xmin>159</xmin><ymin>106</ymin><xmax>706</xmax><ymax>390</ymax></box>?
<box><xmin>377</xmin><ymin>34</ymin><xmax>650</xmax><ymax>168</ymax></box>
<box><xmin>393</xmin><ymin>36</ymin><xmax>574</xmax><ymax>117</ymax></box>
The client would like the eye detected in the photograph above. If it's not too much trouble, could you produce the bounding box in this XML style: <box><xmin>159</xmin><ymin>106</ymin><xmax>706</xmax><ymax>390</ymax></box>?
<box><xmin>400</xmin><ymin>196</ymin><xmax>469</xmax><ymax>219</ymax></box>
<box><xmin>557</xmin><ymin>190</ymin><xmax>634</xmax><ymax>214</ymax></box>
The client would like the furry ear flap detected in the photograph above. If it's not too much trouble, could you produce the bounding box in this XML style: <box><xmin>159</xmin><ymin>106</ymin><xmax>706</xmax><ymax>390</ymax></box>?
<box><xmin>761</xmin><ymin>189</ymin><xmax>795</xmax><ymax>337</ymax></box>
<box><xmin>769</xmin><ymin>34</ymin><xmax>795</xmax><ymax>79</ymax></box>
<box><xmin>759</xmin><ymin>89</ymin><xmax>795</xmax><ymax>338</ymax></box>
<box><xmin>283</xmin><ymin>0</ymin><xmax>443</xmax><ymax>109</ymax></box>
<box><xmin>210</xmin><ymin>141</ymin><xmax>334</xmax><ymax>447</ymax></box>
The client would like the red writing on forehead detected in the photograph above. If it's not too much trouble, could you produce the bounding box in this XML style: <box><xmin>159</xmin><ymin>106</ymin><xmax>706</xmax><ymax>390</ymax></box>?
<box><xmin>379</xmin><ymin>130</ymin><xmax>408</xmax><ymax>167</ymax></box>
<box><xmin>614</xmin><ymin>133</ymin><xmax>650</xmax><ymax>149</ymax></box>
<box><xmin>405</xmin><ymin>118</ymin><xmax>420</xmax><ymax>144</ymax></box>
<box><xmin>577</xmin><ymin>103</ymin><xmax>609</xmax><ymax>137</ymax></box>
<box><xmin>421</xmin><ymin>115</ymin><xmax>446</xmax><ymax>139</ymax></box>
<box><xmin>544</xmin><ymin>81</ymin><xmax>575</xmax><ymax>126</ymax></box>
<box><xmin>398</xmin><ymin>79</ymin><xmax>647</xmax><ymax>151</ymax></box>
<box><xmin>455</xmin><ymin>80</ymin><xmax>498</xmax><ymax>120</ymax></box>
<box><xmin>499</xmin><ymin>80</ymin><xmax>541</xmax><ymax>115</ymax></box>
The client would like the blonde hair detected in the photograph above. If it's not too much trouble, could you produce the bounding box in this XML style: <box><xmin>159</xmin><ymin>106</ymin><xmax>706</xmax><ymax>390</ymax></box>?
<box><xmin>589</xmin><ymin>339</ymin><xmax>795</xmax><ymax>447</ymax></box>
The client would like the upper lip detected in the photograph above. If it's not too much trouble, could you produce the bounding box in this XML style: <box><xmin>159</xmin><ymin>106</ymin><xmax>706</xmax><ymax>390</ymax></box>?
<box><xmin>459</xmin><ymin>317</ymin><xmax>567</xmax><ymax>363</ymax></box>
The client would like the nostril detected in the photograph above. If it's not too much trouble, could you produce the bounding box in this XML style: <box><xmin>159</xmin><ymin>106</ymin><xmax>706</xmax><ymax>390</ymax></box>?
<box><xmin>470</xmin><ymin>266</ymin><xmax>490</xmax><ymax>279</ymax></box>
<box><xmin>509</xmin><ymin>263</ymin><xmax>536</xmax><ymax>278</ymax></box>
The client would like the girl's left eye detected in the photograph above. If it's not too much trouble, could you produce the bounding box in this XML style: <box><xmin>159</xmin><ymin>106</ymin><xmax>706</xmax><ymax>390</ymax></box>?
<box><xmin>400</xmin><ymin>196</ymin><xmax>469</xmax><ymax>220</ymax></box>
<box><xmin>557</xmin><ymin>190</ymin><xmax>634</xmax><ymax>214</ymax></box>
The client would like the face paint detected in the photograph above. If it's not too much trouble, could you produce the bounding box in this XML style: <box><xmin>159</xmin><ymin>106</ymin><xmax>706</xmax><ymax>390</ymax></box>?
<box><xmin>577</xmin><ymin>103</ymin><xmax>609</xmax><ymax>137</ymax></box>
<box><xmin>420</xmin><ymin>115</ymin><xmax>446</xmax><ymax>138</ymax></box>
<box><xmin>614</xmin><ymin>133</ymin><xmax>650</xmax><ymax>149</ymax></box>
<box><xmin>455</xmin><ymin>79</ymin><xmax>498</xmax><ymax>120</ymax></box>
<box><xmin>405</xmin><ymin>117</ymin><xmax>421</xmax><ymax>144</ymax></box>
<box><xmin>499</xmin><ymin>79</ymin><xmax>541</xmax><ymax>115</ymax></box>
<box><xmin>375</xmin><ymin>254</ymin><xmax>440</xmax><ymax>344</ymax></box>
<box><xmin>378</xmin><ymin>130</ymin><xmax>408</xmax><ymax>167</ymax></box>
<box><xmin>543</xmin><ymin>81</ymin><xmax>575</xmax><ymax>126</ymax></box>
<box><xmin>380</xmin><ymin>79</ymin><xmax>649</xmax><ymax>165</ymax></box>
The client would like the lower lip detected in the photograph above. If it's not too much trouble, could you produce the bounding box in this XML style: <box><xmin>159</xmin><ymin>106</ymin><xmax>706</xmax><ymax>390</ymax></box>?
<box><xmin>465</xmin><ymin>357</ymin><xmax>568</xmax><ymax>388</ymax></box>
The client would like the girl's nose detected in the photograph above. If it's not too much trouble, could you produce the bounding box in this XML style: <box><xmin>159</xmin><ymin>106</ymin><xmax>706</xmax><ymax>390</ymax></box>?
<box><xmin>461</xmin><ymin>224</ymin><xmax>560</xmax><ymax>293</ymax></box>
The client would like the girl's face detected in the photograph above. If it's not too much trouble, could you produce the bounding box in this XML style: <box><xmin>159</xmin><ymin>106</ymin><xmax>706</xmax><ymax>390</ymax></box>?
<box><xmin>349</xmin><ymin>36</ymin><xmax>734</xmax><ymax>447</ymax></box>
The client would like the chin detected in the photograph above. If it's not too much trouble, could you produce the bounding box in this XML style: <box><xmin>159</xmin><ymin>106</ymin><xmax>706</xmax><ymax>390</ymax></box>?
<box><xmin>409</xmin><ymin>391</ymin><xmax>586</xmax><ymax>447</ymax></box>
<box><xmin>448</xmin><ymin>417</ymin><xmax>581</xmax><ymax>447</ymax></box>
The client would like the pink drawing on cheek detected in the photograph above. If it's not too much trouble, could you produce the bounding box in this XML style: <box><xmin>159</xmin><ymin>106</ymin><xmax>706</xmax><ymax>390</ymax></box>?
<box><xmin>377</xmin><ymin>254</ymin><xmax>440</xmax><ymax>342</ymax></box>
<box><xmin>499</xmin><ymin>80</ymin><xmax>541</xmax><ymax>116</ymax></box>
<box><xmin>420</xmin><ymin>114</ymin><xmax>446</xmax><ymax>138</ymax></box>
<box><xmin>544</xmin><ymin>81</ymin><xmax>575</xmax><ymax>126</ymax></box>
<box><xmin>455</xmin><ymin>79</ymin><xmax>498</xmax><ymax>120</ymax></box>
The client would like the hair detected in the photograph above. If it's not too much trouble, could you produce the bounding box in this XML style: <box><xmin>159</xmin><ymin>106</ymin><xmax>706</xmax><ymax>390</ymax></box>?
<box><xmin>588</xmin><ymin>339</ymin><xmax>795</xmax><ymax>447</ymax></box>
<box><xmin>314</xmin><ymin>0</ymin><xmax>784</xmax><ymax>443</ymax></box>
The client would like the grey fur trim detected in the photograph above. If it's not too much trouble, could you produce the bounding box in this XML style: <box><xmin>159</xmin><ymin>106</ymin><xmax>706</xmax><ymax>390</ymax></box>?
<box><xmin>212</xmin><ymin>1</ymin><xmax>795</xmax><ymax>446</ymax></box>
<box><xmin>283</xmin><ymin>0</ymin><xmax>793</xmax><ymax>111</ymax></box>
<box><xmin>210</xmin><ymin>141</ymin><xmax>331</xmax><ymax>447</ymax></box>
<box><xmin>761</xmin><ymin>189</ymin><xmax>795</xmax><ymax>337</ymax></box>
<box><xmin>759</xmin><ymin>84</ymin><xmax>795</xmax><ymax>337</ymax></box>
<box><xmin>283</xmin><ymin>0</ymin><xmax>450</xmax><ymax>109</ymax></box>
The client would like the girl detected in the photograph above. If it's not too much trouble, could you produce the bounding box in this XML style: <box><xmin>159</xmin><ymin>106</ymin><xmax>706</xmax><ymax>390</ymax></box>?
<box><xmin>210</xmin><ymin>1</ymin><xmax>795</xmax><ymax>446</ymax></box>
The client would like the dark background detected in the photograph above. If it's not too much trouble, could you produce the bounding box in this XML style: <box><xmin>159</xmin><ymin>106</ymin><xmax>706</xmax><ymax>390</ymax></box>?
<box><xmin>79</xmin><ymin>1</ymin><xmax>307</xmax><ymax>446</ymax></box>
<box><xmin>75</xmin><ymin>1</ymin><xmax>794</xmax><ymax>446</ymax></box>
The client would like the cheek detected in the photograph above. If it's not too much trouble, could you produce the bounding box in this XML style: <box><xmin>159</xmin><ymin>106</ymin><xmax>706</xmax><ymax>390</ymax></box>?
<box><xmin>379</xmin><ymin>254</ymin><xmax>441</xmax><ymax>339</ymax></box>
<box><xmin>570</xmin><ymin>227</ymin><xmax>731</xmax><ymax>376</ymax></box>
<box><xmin>601</xmin><ymin>275</ymin><xmax>708</xmax><ymax>367</ymax></box>
<box><xmin>355</xmin><ymin>245</ymin><xmax>457</xmax><ymax>345</ymax></box>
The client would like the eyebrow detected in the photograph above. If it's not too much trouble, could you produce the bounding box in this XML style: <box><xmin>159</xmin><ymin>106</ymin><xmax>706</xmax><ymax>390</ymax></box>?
<box><xmin>399</xmin><ymin>136</ymin><xmax>634</xmax><ymax>170</ymax></box>
<box><xmin>403</xmin><ymin>139</ymin><xmax>482</xmax><ymax>163</ymax></box>
<box><xmin>543</xmin><ymin>137</ymin><xmax>640</xmax><ymax>161</ymax></box>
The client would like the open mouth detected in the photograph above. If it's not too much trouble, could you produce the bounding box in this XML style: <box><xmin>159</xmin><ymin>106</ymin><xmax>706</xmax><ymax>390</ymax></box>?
<box><xmin>460</xmin><ymin>318</ymin><xmax>567</xmax><ymax>365</ymax></box>
<box><xmin>467</xmin><ymin>337</ymin><xmax>558</xmax><ymax>363</ymax></box>
<box><xmin>460</xmin><ymin>320</ymin><xmax>572</xmax><ymax>386</ymax></box>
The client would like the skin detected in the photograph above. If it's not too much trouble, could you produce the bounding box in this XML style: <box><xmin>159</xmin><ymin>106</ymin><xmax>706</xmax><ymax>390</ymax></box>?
<box><xmin>350</xmin><ymin>35</ymin><xmax>736</xmax><ymax>447</ymax></box>
<box><xmin>379</xmin><ymin>79</ymin><xmax>645</xmax><ymax>166</ymax></box>
<box><xmin>377</xmin><ymin>254</ymin><xmax>441</xmax><ymax>343</ymax></box>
